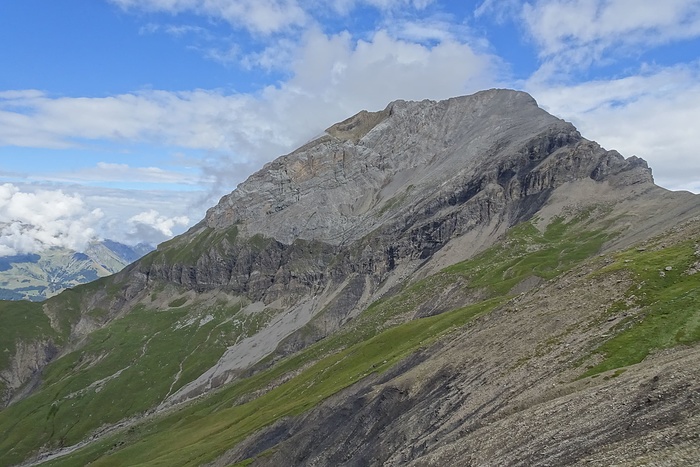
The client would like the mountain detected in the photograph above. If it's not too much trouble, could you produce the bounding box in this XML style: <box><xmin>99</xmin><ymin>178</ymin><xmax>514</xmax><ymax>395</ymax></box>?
<box><xmin>1</xmin><ymin>89</ymin><xmax>699</xmax><ymax>466</ymax></box>
<box><xmin>0</xmin><ymin>241</ymin><xmax>154</xmax><ymax>301</ymax></box>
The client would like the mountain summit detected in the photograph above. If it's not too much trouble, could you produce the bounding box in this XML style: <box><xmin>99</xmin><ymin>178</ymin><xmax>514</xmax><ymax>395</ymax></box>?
<box><xmin>1</xmin><ymin>89</ymin><xmax>699</xmax><ymax>466</ymax></box>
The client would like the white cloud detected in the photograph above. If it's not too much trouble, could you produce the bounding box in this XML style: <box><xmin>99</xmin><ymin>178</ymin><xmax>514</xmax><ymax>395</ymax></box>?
<box><xmin>474</xmin><ymin>0</ymin><xmax>521</xmax><ymax>21</ymax></box>
<box><xmin>391</xmin><ymin>20</ymin><xmax>457</xmax><ymax>43</ymax></box>
<box><xmin>331</xmin><ymin>0</ymin><xmax>435</xmax><ymax>13</ymax></box>
<box><xmin>475</xmin><ymin>0</ymin><xmax>700</xmax><ymax>78</ymax></box>
<box><xmin>111</xmin><ymin>0</ymin><xmax>444</xmax><ymax>38</ymax></box>
<box><xmin>522</xmin><ymin>0</ymin><xmax>700</xmax><ymax>68</ymax></box>
<box><xmin>284</xmin><ymin>28</ymin><xmax>498</xmax><ymax>113</ymax></box>
<box><xmin>110</xmin><ymin>0</ymin><xmax>308</xmax><ymax>34</ymax></box>
<box><xmin>0</xmin><ymin>182</ymin><xmax>206</xmax><ymax>252</ymax></box>
<box><xmin>528</xmin><ymin>63</ymin><xmax>700</xmax><ymax>192</ymax></box>
<box><xmin>0</xmin><ymin>184</ymin><xmax>103</xmax><ymax>255</ymax></box>
<box><xmin>0</xmin><ymin>89</ymin><xmax>253</xmax><ymax>151</ymax></box>
<box><xmin>42</xmin><ymin>162</ymin><xmax>206</xmax><ymax>186</ymax></box>
<box><xmin>0</xmin><ymin>89</ymin><xmax>45</xmax><ymax>100</ymax></box>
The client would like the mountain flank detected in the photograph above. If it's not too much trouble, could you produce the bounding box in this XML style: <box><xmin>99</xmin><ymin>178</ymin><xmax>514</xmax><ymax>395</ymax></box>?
<box><xmin>0</xmin><ymin>89</ymin><xmax>698</xmax><ymax>466</ymax></box>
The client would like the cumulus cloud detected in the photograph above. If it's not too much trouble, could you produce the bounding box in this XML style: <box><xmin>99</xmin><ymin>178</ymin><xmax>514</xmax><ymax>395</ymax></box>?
<box><xmin>0</xmin><ymin>184</ymin><xmax>103</xmax><ymax>256</ymax></box>
<box><xmin>0</xmin><ymin>182</ymin><xmax>202</xmax><ymax>255</ymax></box>
<box><xmin>528</xmin><ymin>63</ymin><xmax>700</xmax><ymax>192</ymax></box>
<box><xmin>120</xmin><ymin>210</ymin><xmax>191</xmax><ymax>245</ymax></box>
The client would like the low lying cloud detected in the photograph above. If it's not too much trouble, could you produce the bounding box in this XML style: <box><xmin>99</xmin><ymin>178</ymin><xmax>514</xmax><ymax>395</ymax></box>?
<box><xmin>0</xmin><ymin>183</ymin><xmax>197</xmax><ymax>256</ymax></box>
<box><xmin>123</xmin><ymin>210</ymin><xmax>191</xmax><ymax>245</ymax></box>
<box><xmin>0</xmin><ymin>184</ymin><xmax>102</xmax><ymax>256</ymax></box>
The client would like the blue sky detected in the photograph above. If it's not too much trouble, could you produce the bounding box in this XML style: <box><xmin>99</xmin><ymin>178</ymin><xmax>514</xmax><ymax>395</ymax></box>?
<box><xmin>1</xmin><ymin>0</ymin><xmax>699</xmax><ymax>253</ymax></box>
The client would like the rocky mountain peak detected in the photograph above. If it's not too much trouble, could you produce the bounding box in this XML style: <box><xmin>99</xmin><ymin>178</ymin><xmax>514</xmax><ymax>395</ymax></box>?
<box><xmin>204</xmin><ymin>89</ymin><xmax>651</xmax><ymax>246</ymax></box>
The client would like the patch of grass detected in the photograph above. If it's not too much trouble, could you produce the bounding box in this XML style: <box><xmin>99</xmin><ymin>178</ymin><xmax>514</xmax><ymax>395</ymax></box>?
<box><xmin>87</xmin><ymin>308</ymin><xmax>107</xmax><ymax>320</ymax></box>
<box><xmin>579</xmin><ymin>241</ymin><xmax>700</xmax><ymax>378</ymax></box>
<box><xmin>248</xmin><ymin>234</ymin><xmax>273</xmax><ymax>251</ymax></box>
<box><xmin>444</xmin><ymin>214</ymin><xmax>609</xmax><ymax>295</ymax></box>
<box><xmin>146</xmin><ymin>226</ymin><xmax>239</xmax><ymax>267</ymax></box>
<box><xmin>168</xmin><ymin>297</ymin><xmax>188</xmax><ymax>308</ymax></box>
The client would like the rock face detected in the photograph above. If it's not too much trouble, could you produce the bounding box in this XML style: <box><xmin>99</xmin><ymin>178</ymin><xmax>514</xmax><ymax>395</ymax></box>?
<box><xmin>1</xmin><ymin>89</ymin><xmax>699</xmax><ymax>467</ymax></box>
<box><xmin>0</xmin><ymin>339</ymin><xmax>57</xmax><ymax>405</ymax></box>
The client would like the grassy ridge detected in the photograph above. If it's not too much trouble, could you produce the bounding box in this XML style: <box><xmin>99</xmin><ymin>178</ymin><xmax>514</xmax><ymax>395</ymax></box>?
<box><xmin>141</xmin><ymin>226</ymin><xmax>239</xmax><ymax>267</ymax></box>
<box><xmin>444</xmin><ymin>215</ymin><xmax>609</xmax><ymax>295</ymax></box>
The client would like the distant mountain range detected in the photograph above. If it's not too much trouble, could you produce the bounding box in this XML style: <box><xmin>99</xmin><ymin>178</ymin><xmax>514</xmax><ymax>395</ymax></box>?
<box><xmin>0</xmin><ymin>240</ymin><xmax>153</xmax><ymax>301</ymax></box>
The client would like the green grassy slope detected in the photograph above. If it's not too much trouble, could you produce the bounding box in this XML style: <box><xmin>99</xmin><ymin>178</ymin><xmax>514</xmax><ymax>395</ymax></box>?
<box><xmin>0</xmin><ymin>300</ymin><xmax>53</xmax><ymax>370</ymax></box>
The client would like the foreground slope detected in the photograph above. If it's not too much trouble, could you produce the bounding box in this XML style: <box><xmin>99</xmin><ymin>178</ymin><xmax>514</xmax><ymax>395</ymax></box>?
<box><xmin>0</xmin><ymin>89</ymin><xmax>699</xmax><ymax>466</ymax></box>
